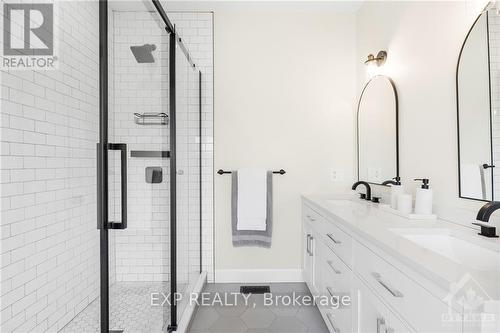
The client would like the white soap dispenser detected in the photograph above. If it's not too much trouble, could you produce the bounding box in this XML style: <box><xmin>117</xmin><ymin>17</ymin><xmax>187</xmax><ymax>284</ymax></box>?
<box><xmin>389</xmin><ymin>177</ymin><xmax>404</xmax><ymax>210</ymax></box>
<box><xmin>414</xmin><ymin>178</ymin><xmax>433</xmax><ymax>215</ymax></box>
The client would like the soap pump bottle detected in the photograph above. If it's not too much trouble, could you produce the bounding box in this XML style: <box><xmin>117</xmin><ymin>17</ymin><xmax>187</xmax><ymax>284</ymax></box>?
<box><xmin>389</xmin><ymin>177</ymin><xmax>404</xmax><ymax>210</ymax></box>
<box><xmin>414</xmin><ymin>178</ymin><xmax>433</xmax><ymax>215</ymax></box>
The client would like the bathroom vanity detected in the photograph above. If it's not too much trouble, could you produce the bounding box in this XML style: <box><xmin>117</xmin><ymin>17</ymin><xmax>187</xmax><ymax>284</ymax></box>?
<box><xmin>302</xmin><ymin>195</ymin><xmax>500</xmax><ymax>333</ymax></box>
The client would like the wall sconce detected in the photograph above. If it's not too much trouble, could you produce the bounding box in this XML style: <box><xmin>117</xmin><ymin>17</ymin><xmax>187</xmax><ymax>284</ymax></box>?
<box><xmin>364</xmin><ymin>51</ymin><xmax>387</xmax><ymax>67</ymax></box>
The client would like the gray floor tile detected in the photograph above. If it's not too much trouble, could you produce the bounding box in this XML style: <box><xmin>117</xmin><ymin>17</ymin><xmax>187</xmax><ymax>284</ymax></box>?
<box><xmin>296</xmin><ymin>307</ymin><xmax>329</xmax><ymax>332</ymax></box>
<box><xmin>215</xmin><ymin>304</ymin><xmax>247</xmax><ymax>317</ymax></box>
<box><xmin>241</xmin><ymin>308</ymin><xmax>276</xmax><ymax>328</ymax></box>
<box><xmin>296</xmin><ymin>306</ymin><xmax>325</xmax><ymax>324</ymax></box>
<box><xmin>270</xmin><ymin>306</ymin><xmax>299</xmax><ymax>317</ymax></box>
<box><xmin>188</xmin><ymin>283</ymin><xmax>327</xmax><ymax>333</ymax></box>
<box><xmin>268</xmin><ymin>283</ymin><xmax>310</xmax><ymax>293</ymax></box>
<box><xmin>209</xmin><ymin>317</ymin><xmax>247</xmax><ymax>333</ymax></box>
<box><xmin>269</xmin><ymin>317</ymin><xmax>307</xmax><ymax>333</ymax></box>
<box><xmin>204</xmin><ymin>283</ymin><xmax>242</xmax><ymax>293</ymax></box>
<box><xmin>191</xmin><ymin>307</ymin><xmax>220</xmax><ymax>330</ymax></box>
<box><xmin>245</xmin><ymin>329</ymin><xmax>273</xmax><ymax>333</ymax></box>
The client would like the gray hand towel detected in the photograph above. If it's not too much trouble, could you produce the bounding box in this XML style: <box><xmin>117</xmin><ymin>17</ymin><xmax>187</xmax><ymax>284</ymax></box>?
<box><xmin>231</xmin><ymin>170</ymin><xmax>273</xmax><ymax>248</ymax></box>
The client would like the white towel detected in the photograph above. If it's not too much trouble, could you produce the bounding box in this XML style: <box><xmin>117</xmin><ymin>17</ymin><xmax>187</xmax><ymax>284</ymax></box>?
<box><xmin>461</xmin><ymin>163</ymin><xmax>486</xmax><ymax>199</ymax></box>
<box><xmin>237</xmin><ymin>169</ymin><xmax>267</xmax><ymax>231</ymax></box>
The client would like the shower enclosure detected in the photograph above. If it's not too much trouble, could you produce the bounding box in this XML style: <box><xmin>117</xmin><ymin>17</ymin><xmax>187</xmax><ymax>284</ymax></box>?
<box><xmin>96</xmin><ymin>0</ymin><xmax>203</xmax><ymax>332</ymax></box>
<box><xmin>0</xmin><ymin>0</ymin><xmax>205</xmax><ymax>331</ymax></box>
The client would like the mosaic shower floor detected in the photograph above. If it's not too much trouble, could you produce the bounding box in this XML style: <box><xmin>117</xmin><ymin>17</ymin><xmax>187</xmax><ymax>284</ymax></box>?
<box><xmin>60</xmin><ymin>282</ymin><xmax>172</xmax><ymax>333</ymax></box>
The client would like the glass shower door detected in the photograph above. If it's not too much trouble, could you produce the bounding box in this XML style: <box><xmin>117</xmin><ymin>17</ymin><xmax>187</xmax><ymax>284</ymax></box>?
<box><xmin>97</xmin><ymin>1</ymin><xmax>203</xmax><ymax>331</ymax></box>
<box><xmin>174</xmin><ymin>37</ymin><xmax>202</xmax><ymax>322</ymax></box>
<box><xmin>105</xmin><ymin>5</ymin><xmax>171</xmax><ymax>332</ymax></box>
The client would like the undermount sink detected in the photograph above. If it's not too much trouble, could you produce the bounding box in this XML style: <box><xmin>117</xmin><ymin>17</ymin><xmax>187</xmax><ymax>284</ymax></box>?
<box><xmin>390</xmin><ymin>228</ymin><xmax>500</xmax><ymax>271</ymax></box>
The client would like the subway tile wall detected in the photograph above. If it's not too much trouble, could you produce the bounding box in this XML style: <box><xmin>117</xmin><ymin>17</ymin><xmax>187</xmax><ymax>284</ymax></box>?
<box><xmin>109</xmin><ymin>11</ymin><xmax>214</xmax><ymax>283</ymax></box>
<box><xmin>1</xmin><ymin>1</ymin><xmax>100</xmax><ymax>332</ymax></box>
<box><xmin>110</xmin><ymin>11</ymin><xmax>171</xmax><ymax>282</ymax></box>
<box><xmin>169</xmin><ymin>12</ymin><xmax>215</xmax><ymax>283</ymax></box>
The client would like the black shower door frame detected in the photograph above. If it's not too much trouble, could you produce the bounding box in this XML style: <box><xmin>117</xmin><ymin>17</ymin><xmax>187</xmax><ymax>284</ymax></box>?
<box><xmin>97</xmin><ymin>1</ymin><xmax>202</xmax><ymax>332</ymax></box>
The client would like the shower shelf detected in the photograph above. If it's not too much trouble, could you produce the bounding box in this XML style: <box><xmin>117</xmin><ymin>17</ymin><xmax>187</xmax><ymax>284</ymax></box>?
<box><xmin>134</xmin><ymin>112</ymin><xmax>168</xmax><ymax>125</ymax></box>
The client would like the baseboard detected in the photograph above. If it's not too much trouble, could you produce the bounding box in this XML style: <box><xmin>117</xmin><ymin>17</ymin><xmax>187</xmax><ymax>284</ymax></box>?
<box><xmin>215</xmin><ymin>269</ymin><xmax>304</xmax><ymax>283</ymax></box>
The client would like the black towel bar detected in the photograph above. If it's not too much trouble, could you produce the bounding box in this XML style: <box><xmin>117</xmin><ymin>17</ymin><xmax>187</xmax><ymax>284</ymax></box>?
<box><xmin>217</xmin><ymin>169</ymin><xmax>286</xmax><ymax>175</ymax></box>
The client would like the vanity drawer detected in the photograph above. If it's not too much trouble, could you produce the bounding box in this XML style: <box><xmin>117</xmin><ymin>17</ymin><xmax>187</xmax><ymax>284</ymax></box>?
<box><xmin>353</xmin><ymin>241</ymin><xmax>460</xmax><ymax>332</ymax></box>
<box><xmin>303</xmin><ymin>204</ymin><xmax>323</xmax><ymax>225</ymax></box>
<box><xmin>322</xmin><ymin>220</ymin><xmax>352</xmax><ymax>267</ymax></box>
<box><xmin>322</xmin><ymin>307</ymin><xmax>352</xmax><ymax>333</ymax></box>
<box><xmin>319</xmin><ymin>240</ymin><xmax>352</xmax><ymax>296</ymax></box>
<box><xmin>318</xmin><ymin>241</ymin><xmax>353</xmax><ymax>333</ymax></box>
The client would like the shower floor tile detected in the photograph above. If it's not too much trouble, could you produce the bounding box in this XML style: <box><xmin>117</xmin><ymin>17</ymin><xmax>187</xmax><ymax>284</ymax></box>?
<box><xmin>60</xmin><ymin>282</ymin><xmax>171</xmax><ymax>333</ymax></box>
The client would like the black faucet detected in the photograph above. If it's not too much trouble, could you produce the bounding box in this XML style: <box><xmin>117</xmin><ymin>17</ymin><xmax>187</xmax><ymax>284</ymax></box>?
<box><xmin>474</xmin><ymin>201</ymin><xmax>500</xmax><ymax>238</ymax></box>
<box><xmin>352</xmin><ymin>181</ymin><xmax>371</xmax><ymax>201</ymax></box>
<box><xmin>382</xmin><ymin>176</ymin><xmax>401</xmax><ymax>186</ymax></box>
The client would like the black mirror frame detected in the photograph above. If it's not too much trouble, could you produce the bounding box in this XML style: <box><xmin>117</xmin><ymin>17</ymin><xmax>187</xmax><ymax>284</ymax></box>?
<box><xmin>356</xmin><ymin>75</ymin><xmax>400</xmax><ymax>186</ymax></box>
<box><xmin>456</xmin><ymin>8</ymin><xmax>494</xmax><ymax>202</ymax></box>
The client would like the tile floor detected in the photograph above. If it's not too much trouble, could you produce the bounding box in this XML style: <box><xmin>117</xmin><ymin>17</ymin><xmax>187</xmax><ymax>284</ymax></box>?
<box><xmin>188</xmin><ymin>283</ymin><xmax>329</xmax><ymax>333</ymax></box>
<box><xmin>61</xmin><ymin>282</ymin><xmax>171</xmax><ymax>333</ymax></box>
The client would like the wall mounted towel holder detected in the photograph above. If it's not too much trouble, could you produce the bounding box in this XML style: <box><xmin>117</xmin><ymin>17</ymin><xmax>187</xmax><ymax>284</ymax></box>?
<box><xmin>217</xmin><ymin>169</ymin><xmax>286</xmax><ymax>175</ymax></box>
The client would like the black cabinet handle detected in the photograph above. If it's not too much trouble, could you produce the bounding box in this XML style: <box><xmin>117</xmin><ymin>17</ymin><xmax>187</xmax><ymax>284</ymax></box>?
<box><xmin>107</xmin><ymin>143</ymin><xmax>127</xmax><ymax>229</ymax></box>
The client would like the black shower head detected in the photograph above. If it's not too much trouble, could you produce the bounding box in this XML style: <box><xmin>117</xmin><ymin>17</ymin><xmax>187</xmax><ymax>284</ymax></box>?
<box><xmin>130</xmin><ymin>44</ymin><xmax>157</xmax><ymax>63</ymax></box>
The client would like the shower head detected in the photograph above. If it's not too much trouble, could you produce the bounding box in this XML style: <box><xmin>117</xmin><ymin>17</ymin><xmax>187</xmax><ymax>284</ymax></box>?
<box><xmin>130</xmin><ymin>44</ymin><xmax>157</xmax><ymax>63</ymax></box>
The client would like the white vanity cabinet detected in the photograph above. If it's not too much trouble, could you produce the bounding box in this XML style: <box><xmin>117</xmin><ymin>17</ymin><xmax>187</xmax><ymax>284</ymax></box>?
<box><xmin>301</xmin><ymin>199</ymin><xmax>464</xmax><ymax>333</ymax></box>
<box><xmin>303</xmin><ymin>204</ymin><xmax>322</xmax><ymax>296</ymax></box>
<box><xmin>303</xmin><ymin>220</ymin><xmax>316</xmax><ymax>293</ymax></box>
<box><xmin>317</xmin><ymin>238</ymin><xmax>353</xmax><ymax>333</ymax></box>
<box><xmin>353</xmin><ymin>275</ymin><xmax>410</xmax><ymax>333</ymax></box>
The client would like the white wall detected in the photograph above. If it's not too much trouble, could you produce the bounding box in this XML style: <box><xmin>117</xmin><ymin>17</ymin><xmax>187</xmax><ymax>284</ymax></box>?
<box><xmin>356</xmin><ymin>0</ymin><xmax>496</xmax><ymax>228</ymax></box>
<box><xmin>1</xmin><ymin>1</ymin><xmax>100</xmax><ymax>331</ymax></box>
<box><xmin>211</xmin><ymin>5</ymin><xmax>357</xmax><ymax>280</ymax></box>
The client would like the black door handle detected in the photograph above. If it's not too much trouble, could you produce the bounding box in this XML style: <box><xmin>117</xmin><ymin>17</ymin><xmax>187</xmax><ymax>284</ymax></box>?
<box><xmin>108</xmin><ymin>143</ymin><xmax>127</xmax><ymax>229</ymax></box>
<box><xmin>483</xmin><ymin>164</ymin><xmax>496</xmax><ymax>169</ymax></box>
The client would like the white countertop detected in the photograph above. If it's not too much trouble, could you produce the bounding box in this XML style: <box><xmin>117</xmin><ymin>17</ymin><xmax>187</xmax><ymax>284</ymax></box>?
<box><xmin>302</xmin><ymin>194</ymin><xmax>500</xmax><ymax>299</ymax></box>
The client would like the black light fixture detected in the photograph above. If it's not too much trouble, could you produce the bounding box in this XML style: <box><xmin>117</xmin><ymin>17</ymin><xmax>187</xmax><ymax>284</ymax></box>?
<box><xmin>364</xmin><ymin>50</ymin><xmax>387</xmax><ymax>66</ymax></box>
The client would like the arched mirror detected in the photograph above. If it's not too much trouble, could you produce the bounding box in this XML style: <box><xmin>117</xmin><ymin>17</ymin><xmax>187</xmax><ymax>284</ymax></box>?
<box><xmin>457</xmin><ymin>4</ymin><xmax>498</xmax><ymax>201</ymax></box>
<box><xmin>357</xmin><ymin>75</ymin><xmax>399</xmax><ymax>184</ymax></box>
